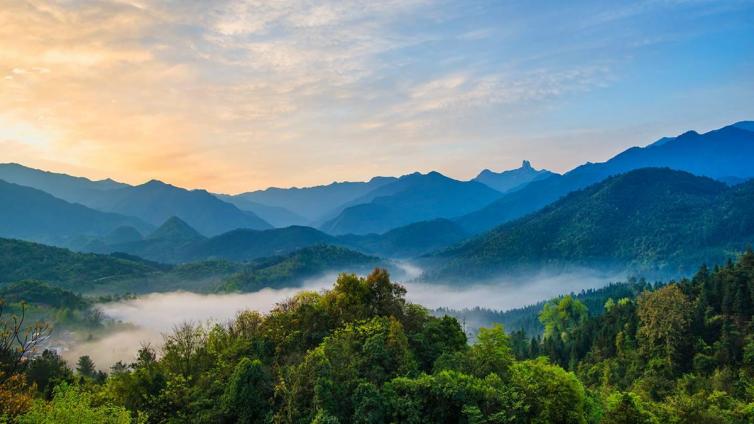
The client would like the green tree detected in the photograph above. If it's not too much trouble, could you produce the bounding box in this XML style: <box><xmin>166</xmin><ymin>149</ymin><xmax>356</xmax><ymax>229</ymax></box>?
<box><xmin>221</xmin><ymin>358</ymin><xmax>271</xmax><ymax>423</ymax></box>
<box><xmin>636</xmin><ymin>285</ymin><xmax>692</xmax><ymax>366</ymax></box>
<box><xmin>511</xmin><ymin>357</ymin><xmax>587</xmax><ymax>424</ymax></box>
<box><xmin>19</xmin><ymin>383</ymin><xmax>137</xmax><ymax>423</ymax></box>
<box><xmin>25</xmin><ymin>350</ymin><xmax>73</xmax><ymax>398</ymax></box>
<box><xmin>601</xmin><ymin>392</ymin><xmax>654</xmax><ymax>424</ymax></box>
<box><xmin>76</xmin><ymin>356</ymin><xmax>96</xmax><ymax>379</ymax></box>
<box><xmin>539</xmin><ymin>295</ymin><xmax>588</xmax><ymax>343</ymax></box>
<box><xmin>468</xmin><ymin>324</ymin><xmax>514</xmax><ymax>379</ymax></box>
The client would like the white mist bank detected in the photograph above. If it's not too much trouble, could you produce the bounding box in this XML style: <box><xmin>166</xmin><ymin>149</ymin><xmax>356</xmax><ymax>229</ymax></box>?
<box><xmin>64</xmin><ymin>266</ymin><xmax>622</xmax><ymax>369</ymax></box>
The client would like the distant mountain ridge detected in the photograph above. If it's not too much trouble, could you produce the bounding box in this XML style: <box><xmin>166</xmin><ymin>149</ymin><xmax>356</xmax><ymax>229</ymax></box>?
<box><xmin>0</xmin><ymin>179</ymin><xmax>152</xmax><ymax>247</ymax></box>
<box><xmin>214</xmin><ymin>194</ymin><xmax>307</xmax><ymax>227</ymax></box>
<box><xmin>87</xmin><ymin>179</ymin><xmax>271</xmax><ymax>236</ymax></box>
<box><xmin>456</xmin><ymin>123</ymin><xmax>754</xmax><ymax>234</ymax></box>
<box><xmin>0</xmin><ymin>162</ymin><xmax>128</xmax><ymax>206</ymax></box>
<box><xmin>230</xmin><ymin>176</ymin><xmax>398</xmax><ymax>222</ymax></box>
<box><xmin>433</xmin><ymin>168</ymin><xmax>754</xmax><ymax>280</ymax></box>
<box><xmin>473</xmin><ymin>160</ymin><xmax>557</xmax><ymax>193</ymax></box>
<box><xmin>320</xmin><ymin>171</ymin><xmax>501</xmax><ymax>235</ymax></box>
<box><xmin>338</xmin><ymin>219</ymin><xmax>468</xmax><ymax>258</ymax></box>
<box><xmin>0</xmin><ymin>164</ymin><xmax>272</xmax><ymax>237</ymax></box>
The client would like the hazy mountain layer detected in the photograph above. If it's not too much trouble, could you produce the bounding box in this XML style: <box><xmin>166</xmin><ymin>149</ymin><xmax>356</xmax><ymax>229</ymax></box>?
<box><xmin>321</xmin><ymin>171</ymin><xmax>501</xmax><ymax>235</ymax></box>
<box><xmin>0</xmin><ymin>179</ymin><xmax>151</xmax><ymax>247</ymax></box>
<box><xmin>457</xmin><ymin>123</ymin><xmax>754</xmax><ymax>234</ymax></box>
<box><xmin>473</xmin><ymin>160</ymin><xmax>557</xmax><ymax>193</ymax></box>
<box><xmin>231</xmin><ymin>176</ymin><xmax>398</xmax><ymax>222</ymax></box>
<box><xmin>87</xmin><ymin>180</ymin><xmax>271</xmax><ymax>236</ymax></box>
<box><xmin>434</xmin><ymin>168</ymin><xmax>754</xmax><ymax>280</ymax></box>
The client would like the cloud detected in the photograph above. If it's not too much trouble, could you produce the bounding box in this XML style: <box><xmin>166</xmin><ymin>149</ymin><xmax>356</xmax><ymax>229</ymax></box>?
<box><xmin>1</xmin><ymin>0</ymin><xmax>748</xmax><ymax>191</ymax></box>
<box><xmin>59</xmin><ymin>264</ymin><xmax>620</xmax><ymax>369</ymax></box>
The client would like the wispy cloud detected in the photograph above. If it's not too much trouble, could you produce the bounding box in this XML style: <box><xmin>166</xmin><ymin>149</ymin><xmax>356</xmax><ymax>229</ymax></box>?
<box><xmin>1</xmin><ymin>0</ymin><xmax>751</xmax><ymax>191</ymax></box>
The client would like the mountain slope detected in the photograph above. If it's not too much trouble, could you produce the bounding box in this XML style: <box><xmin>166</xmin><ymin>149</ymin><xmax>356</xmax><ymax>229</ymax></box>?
<box><xmin>433</xmin><ymin>168</ymin><xmax>754</xmax><ymax>279</ymax></box>
<box><xmin>339</xmin><ymin>219</ymin><xmax>468</xmax><ymax>258</ymax></box>
<box><xmin>221</xmin><ymin>245</ymin><xmax>381</xmax><ymax>291</ymax></box>
<box><xmin>0</xmin><ymin>163</ymin><xmax>127</xmax><ymax>206</ymax></box>
<box><xmin>0</xmin><ymin>238</ymin><xmax>164</xmax><ymax>289</ymax></box>
<box><xmin>473</xmin><ymin>160</ymin><xmax>557</xmax><ymax>193</ymax></box>
<box><xmin>0</xmin><ymin>179</ymin><xmax>151</xmax><ymax>247</ymax></box>
<box><xmin>215</xmin><ymin>194</ymin><xmax>307</xmax><ymax>227</ymax></box>
<box><xmin>187</xmin><ymin>225</ymin><xmax>338</xmax><ymax>262</ymax></box>
<box><xmin>89</xmin><ymin>180</ymin><xmax>272</xmax><ymax>236</ymax></box>
<box><xmin>231</xmin><ymin>176</ymin><xmax>397</xmax><ymax>222</ymax></box>
<box><xmin>321</xmin><ymin>171</ymin><xmax>501</xmax><ymax>235</ymax></box>
<box><xmin>457</xmin><ymin>123</ymin><xmax>754</xmax><ymax>234</ymax></box>
<box><xmin>147</xmin><ymin>216</ymin><xmax>206</xmax><ymax>242</ymax></box>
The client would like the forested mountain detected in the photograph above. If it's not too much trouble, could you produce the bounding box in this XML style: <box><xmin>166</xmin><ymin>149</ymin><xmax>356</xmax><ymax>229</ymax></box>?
<box><xmin>508</xmin><ymin>250</ymin><xmax>754</xmax><ymax>423</ymax></box>
<box><xmin>438</xmin><ymin>280</ymin><xmax>650</xmax><ymax>338</ymax></box>
<box><xmin>87</xmin><ymin>217</ymin><xmax>208</xmax><ymax>264</ymax></box>
<box><xmin>230</xmin><ymin>176</ymin><xmax>397</xmax><ymax>222</ymax></box>
<box><xmin>8</xmin><ymin>257</ymin><xmax>754</xmax><ymax>422</ymax></box>
<box><xmin>473</xmin><ymin>160</ymin><xmax>557</xmax><ymax>193</ymax></box>
<box><xmin>147</xmin><ymin>216</ymin><xmax>206</xmax><ymax>242</ymax></box>
<box><xmin>434</xmin><ymin>168</ymin><xmax>754</xmax><ymax>279</ymax></box>
<box><xmin>0</xmin><ymin>238</ymin><xmax>164</xmax><ymax>290</ymax></box>
<box><xmin>340</xmin><ymin>218</ymin><xmax>469</xmax><ymax>257</ymax></box>
<box><xmin>0</xmin><ymin>236</ymin><xmax>386</xmax><ymax>296</ymax></box>
<box><xmin>0</xmin><ymin>164</ymin><xmax>272</xmax><ymax>237</ymax></box>
<box><xmin>221</xmin><ymin>244</ymin><xmax>381</xmax><ymax>291</ymax></box>
<box><xmin>0</xmin><ymin>163</ymin><xmax>127</xmax><ymax>206</ymax></box>
<box><xmin>214</xmin><ymin>194</ymin><xmax>307</xmax><ymax>227</ymax></box>
<box><xmin>321</xmin><ymin>171</ymin><xmax>501</xmax><ymax>235</ymax></box>
<box><xmin>86</xmin><ymin>179</ymin><xmax>271</xmax><ymax>236</ymax></box>
<box><xmin>185</xmin><ymin>225</ymin><xmax>338</xmax><ymax>262</ymax></box>
<box><xmin>0</xmin><ymin>179</ymin><xmax>151</xmax><ymax>247</ymax></box>
<box><xmin>457</xmin><ymin>123</ymin><xmax>754</xmax><ymax>234</ymax></box>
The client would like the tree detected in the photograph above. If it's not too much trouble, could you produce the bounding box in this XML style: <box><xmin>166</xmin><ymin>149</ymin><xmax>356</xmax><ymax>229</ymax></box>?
<box><xmin>19</xmin><ymin>383</ymin><xmax>136</xmax><ymax>424</ymax></box>
<box><xmin>0</xmin><ymin>372</ymin><xmax>34</xmax><ymax>419</ymax></box>
<box><xmin>510</xmin><ymin>357</ymin><xmax>587</xmax><ymax>424</ymax></box>
<box><xmin>0</xmin><ymin>300</ymin><xmax>50</xmax><ymax>381</ymax></box>
<box><xmin>601</xmin><ymin>392</ymin><xmax>654</xmax><ymax>424</ymax></box>
<box><xmin>76</xmin><ymin>356</ymin><xmax>96</xmax><ymax>379</ymax></box>
<box><xmin>539</xmin><ymin>295</ymin><xmax>588</xmax><ymax>343</ymax></box>
<box><xmin>25</xmin><ymin>350</ymin><xmax>73</xmax><ymax>398</ymax></box>
<box><xmin>467</xmin><ymin>324</ymin><xmax>514</xmax><ymax>379</ymax></box>
<box><xmin>221</xmin><ymin>358</ymin><xmax>272</xmax><ymax>423</ymax></box>
<box><xmin>636</xmin><ymin>285</ymin><xmax>692</xmax><ymax>366</ymax></box>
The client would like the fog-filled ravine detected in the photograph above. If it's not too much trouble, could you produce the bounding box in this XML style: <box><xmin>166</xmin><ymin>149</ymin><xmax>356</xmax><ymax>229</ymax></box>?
<box><xmin>59</xmin><ymin>265</ymin><xmax>622</xmax><ymax>368</ymax></box>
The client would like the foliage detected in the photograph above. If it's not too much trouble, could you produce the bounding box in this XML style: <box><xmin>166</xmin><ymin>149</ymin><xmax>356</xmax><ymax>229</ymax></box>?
<box><xmin>19</xmin><ymin>383</ymin><xmax>137</xmax><ymax>423</ymax></box>
<box><xmin>437</xmin><ymin>168</ymin><xmax>754</xmax><ymax>279</ymax></box>
<box><xmin>0</xmin><ymin>238</ymin><xmax>162</xmax><ymax>290</ymax></box>
<box><xmin>3</xmin><ymin>252</ymin><xmax>754</xmax><ymax>423</ymax></box>
<box><xmin>221</xmin><ymin>244</ymin><xmax>380</xmax><ymax>291</ymax></box>
<box><xmin>0</xmin><ymin>280</ymin><xmax>88</xmax><ymax>310</ymax></box>
<box><xmin>437</xmin><ymin>280</ymin><xmax>648</xmax><ymax>337</ymax></box>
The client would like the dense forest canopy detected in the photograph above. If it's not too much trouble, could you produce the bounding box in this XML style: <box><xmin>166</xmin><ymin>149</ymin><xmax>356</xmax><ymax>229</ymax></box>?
<box><xmin>2</xmin><ymin>251</ymin><xmax>754</xmax><ymax>422</ymax></box>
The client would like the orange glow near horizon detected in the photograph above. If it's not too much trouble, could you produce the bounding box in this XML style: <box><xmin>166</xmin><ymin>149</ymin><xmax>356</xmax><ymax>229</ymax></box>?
<box><xmin>1</xmin><ymin>1</ymin><xmax>752</xmax><ymax>193</ymax></box>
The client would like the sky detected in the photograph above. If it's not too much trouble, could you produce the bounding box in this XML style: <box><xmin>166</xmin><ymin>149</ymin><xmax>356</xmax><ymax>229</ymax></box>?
<box><xmin>1</xmin><ymin>0</ymin><xmax>753</xmax><ymax>193</ymax></box>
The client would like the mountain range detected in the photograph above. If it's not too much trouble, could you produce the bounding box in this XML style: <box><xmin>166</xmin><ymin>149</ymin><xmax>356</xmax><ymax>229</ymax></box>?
<box><xmin>0</xmin><ymin>165</ymin><xmax>272</xmax><ymax>237</ymax></box>
<box><xmin>1</xmin><ymin>121</ymin><xmax>752</xmax><ymax>276</ymax></box>
<box><xmin>431</xmin><ymin>167</ymin><xmax>754</xmax><ymax>280</ymax></box>
<box><xmin>0</xmin><ymin>179</ymin><xmax>151</xmax><ymax>247</ymax></box>
<box><xmin>320</xmin><ymin>171</ymin><xmax>501</xmax><ymax>235</ymax></box>
<box><xmin>227</xmin><ymin>176</ymin><xmax>398</xmax><ymax>223</ymax></box>
<box><xmin>473</xmin><ymin>160</ymin><xmax>557</xmax><ymax>193</ymax></box>
<box><xmin>455</xmin><ymin>122</ymin><xmax>754</xmax><ymax>234</ymax></box>
<box><xmin>87</xmin><ymin>216</ymin><xmax>466</xmax><ymax>263</ymax></box>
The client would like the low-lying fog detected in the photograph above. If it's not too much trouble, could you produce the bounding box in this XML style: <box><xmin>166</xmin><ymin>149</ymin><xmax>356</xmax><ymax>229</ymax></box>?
<box><xmin>62</xmin><ymin>265</ymin><xmax>622</xmax><ymax>369</ymax></box>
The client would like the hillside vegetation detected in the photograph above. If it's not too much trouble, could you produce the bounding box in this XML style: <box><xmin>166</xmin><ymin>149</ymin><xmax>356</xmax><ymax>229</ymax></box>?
<box><xmin>435</xmin><ymin>168</ymin><xmax>754</xmax><ymax>279</ymax></box>
<box><xmin>4</xmin><ymin>254</ymin><xmax>754</xmax><ymax>422</ymax></box>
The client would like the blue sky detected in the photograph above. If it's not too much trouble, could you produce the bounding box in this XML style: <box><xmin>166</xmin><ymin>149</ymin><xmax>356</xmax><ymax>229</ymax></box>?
<box><xmin>1</xmin><ymin>0</ymin><xmax>752</xmax><ymax>192</ymax></box>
